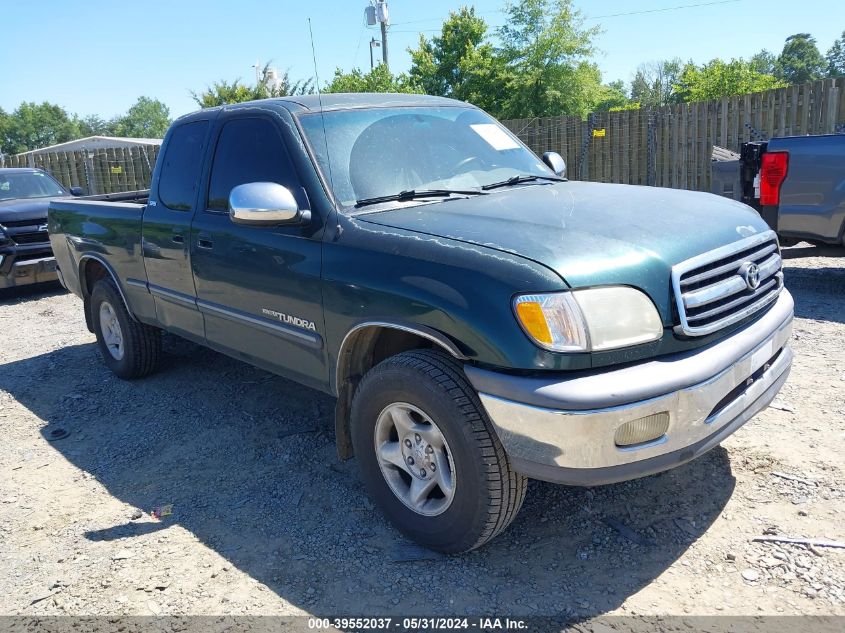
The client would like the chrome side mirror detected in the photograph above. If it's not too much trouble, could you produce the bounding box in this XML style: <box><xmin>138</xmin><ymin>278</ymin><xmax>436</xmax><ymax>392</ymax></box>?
<box><xmin>542</xmin><ymin>151</ymin><xmax>566</xmax><ymax>178</ymax></box>
<box><xmin>228</xmin><ymin>182</ymin><xmax>310</xmax><ymax>226</ymax></box>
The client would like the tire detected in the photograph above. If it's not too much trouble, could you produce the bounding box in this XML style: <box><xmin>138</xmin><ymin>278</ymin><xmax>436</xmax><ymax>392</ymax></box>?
<box><xmin>90</xmin><ymin>278</ymin><xmax>161</xmax><ymax>379</ymax></box>
<box><xmin>350</xmin><ymin>349</ymin><xmax>527</xmax><ymax>553</ymax></box>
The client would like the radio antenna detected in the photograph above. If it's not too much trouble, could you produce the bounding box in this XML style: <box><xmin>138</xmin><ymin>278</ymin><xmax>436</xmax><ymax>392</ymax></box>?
<box><xmin>307</xmin><ymin>18</ymin><xmax>335</xmax><ymax>193</ymax></box>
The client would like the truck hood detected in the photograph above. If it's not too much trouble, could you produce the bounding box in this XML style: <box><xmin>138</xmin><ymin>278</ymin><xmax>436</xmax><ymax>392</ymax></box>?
<box><xmin>0</xmin><ymin>197</ymin><xmax>54</xmax><ymax>224</ymax></box>
<box><xmin>358</xmin><ymin>181</ymin><xmax>771</xmax><ymax>322</ymax></box>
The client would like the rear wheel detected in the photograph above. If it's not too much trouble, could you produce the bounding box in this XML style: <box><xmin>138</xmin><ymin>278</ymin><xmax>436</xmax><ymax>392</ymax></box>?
<box><xmin>350</xmin><ymin>349</ymin><xmax>527</xmax><ymax>553</ymax></box>
<box><xmin>90</xmin><ymin>278</ymin><xmax>161</xmax><ymax>379</ymax></box>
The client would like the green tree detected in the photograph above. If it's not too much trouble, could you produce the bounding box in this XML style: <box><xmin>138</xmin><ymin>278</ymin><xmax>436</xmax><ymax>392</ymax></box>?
<box><xmin>496</xmin><ymin>0</ymin><xmax>603</xmax><ymax>119</ymax></box>
<box><xmin>78</xmin><ymin>114</ymin><xmax>116</xmax><ymax>137</ymax></box>
<box><xmin>263</xmin><ymin>70</ymin><xmax>314</xmax><ymax>98</ymax></box>
<box><xmin>323</xmin><ymin>64</ymin><xmax>418</xmax><ymax>94</ymax></box>
<box><xmin>594</xmin><ymin>80</ymin><xmax>631</xmax><ymax>111</ymax></box>
<box><xmin>191</xmin><ymin>79</ymin><xmax>256</xmax><ymax>108</ymax></box>
<box><xmin>674</xmin><ymin>58</ymin><xmax>785</xmax><ymax>102</ymax></box>
<box><xmin>0</xmin><ymin>108</ymin><xmax>9</xmax><ymax>156</ymax></box>
<box><xmin>0</xmin><ymin>102</ymin><xmax>82</xmax><ymax>154</ymax></box>
<box><xmin>408</xmin><ymin>7</ymin><xmax>509</xmax><ymax>114</ymax></box>
<box><xmin>608</xmin><ymin>101</ymin><xmax>641</xmax><ymax>112</ymax></box>
<box><xmin>750</xmin><ymin>50</ymin><xmax>778</xmax><ymax>76</ymax></box>
<box><xmin>827</xmin><ymin>31</ymin><xmax>845</xmax><ymax>77</ymax></box>
<box><xmin>776</xmin><ymin>33</ymin><xmax>826</xmax><ymax>84</ymax></box>
<box><xmin>112</xmin><ymin>97</ymin><xmax>171</xmax><ymax>138</ymax></box>
<box><xmin>630</xmin><ymin>59</ymin><xmax>683</xmax><ymax>107</ymax></box>
<box><xmin>191</xmin><ymin>64</ymin><xmax>313</xmax><ymax>108</ymax></box>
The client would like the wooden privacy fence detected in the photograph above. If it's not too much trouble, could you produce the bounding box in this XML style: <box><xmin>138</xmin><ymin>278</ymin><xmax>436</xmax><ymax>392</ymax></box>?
<box><xmin>2</xmin><ymin>77</ymin><xmax>843</xmax><ymax>197</ymax></box>
<box><xmin>502</xmin><ymin>76</ymin><xmax>845</xmax><ymax>193</ymax></box>
<box><xmin>0</xmin><ymin>145</ymin><xmax>161</xmax><ymax>195</ymax></box>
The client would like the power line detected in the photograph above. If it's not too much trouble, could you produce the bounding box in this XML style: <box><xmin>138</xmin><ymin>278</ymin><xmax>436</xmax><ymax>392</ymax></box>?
<box><xmin>387</xmin><ymin>0</ymin><xmax>743</xmax><ymax>34</ymax></box>
<box><xmin>584</xmin><ymin>0</ymin><xmax>741</xmax><ymax>21</ymax></box>
<box><xmin>352</xmin><ymin>18</ymin><xmax>366</xmax><ymax>68</ymax></box>
<box><xmin>390</xmin><ymin>10</ymin><xmax>502</xmax><ymax>26</ymax></box>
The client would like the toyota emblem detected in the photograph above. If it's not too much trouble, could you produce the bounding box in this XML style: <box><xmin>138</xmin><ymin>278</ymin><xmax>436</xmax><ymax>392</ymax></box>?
<box><xmin>739</xmin><ymin>262</ymin><xmax>761</xmax><ymax>290</ymax></box>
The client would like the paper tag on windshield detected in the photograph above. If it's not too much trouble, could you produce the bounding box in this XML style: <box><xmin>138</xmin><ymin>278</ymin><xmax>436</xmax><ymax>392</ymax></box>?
<box><xmin>470</xmin><ymin>124</ymin><xmax>520</xmax><ymax>151</ymax></box>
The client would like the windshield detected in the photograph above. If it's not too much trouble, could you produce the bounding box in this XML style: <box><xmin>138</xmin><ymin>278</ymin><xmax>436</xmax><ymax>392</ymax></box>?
<box><xmin>0</xmin><ymin>171</ymin><xmax>67</xmax><ymax>201</ymax></box>
<box><xmin>298</xmin><ymin>106</ymin><xmax>555</xmax><ymax>207</ymax></box>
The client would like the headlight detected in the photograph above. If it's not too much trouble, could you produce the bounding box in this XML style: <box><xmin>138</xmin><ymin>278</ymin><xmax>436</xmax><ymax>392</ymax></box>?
<box><xmin>0</xmin><ymin>229</ymin><xmax>9</xmax><ymax>247</ymax></box>
<box><xmin>514</xmin><ymin>287</ymin><xmax>663</xmax><ymax>352</ymax></box>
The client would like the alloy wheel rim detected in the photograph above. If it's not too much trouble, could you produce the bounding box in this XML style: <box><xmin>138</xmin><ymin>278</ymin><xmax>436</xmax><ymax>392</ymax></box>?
<box><xmin>98</xmin><ymin>301</ymin><xmax>124</xmax><ymax>361</ymax></box>
<box><xmin>374</xmin><ymin>402</ymin><xmax>456</xmax><ymax>517</ymax></box>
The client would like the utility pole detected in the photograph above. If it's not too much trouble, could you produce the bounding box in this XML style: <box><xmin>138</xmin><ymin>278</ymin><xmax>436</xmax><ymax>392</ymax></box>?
<box><xmin>369</xmin><ymin>37</ymin><xmax>380</xmax><ymax>70</ymax></box>
<box><xmin>379</xmin><ymin>13</ymin><xmax>388</xmax><ymax>68</ymax></box>
<box><xmin>365</xmin><ymin>1</ymin><xmax>389</xmax><ymax>70</ymax></box>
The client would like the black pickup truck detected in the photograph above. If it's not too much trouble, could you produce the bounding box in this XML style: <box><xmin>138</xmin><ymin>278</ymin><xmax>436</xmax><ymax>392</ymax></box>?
<box><xmin>0</xmin><ymin>168</ymin><xmax>82</xmax><ymax>289</ymax></box>
<box><xmin>48</xmin><ymin>94</ymin><xmax>793</xmax><ymax>552</ymax></box>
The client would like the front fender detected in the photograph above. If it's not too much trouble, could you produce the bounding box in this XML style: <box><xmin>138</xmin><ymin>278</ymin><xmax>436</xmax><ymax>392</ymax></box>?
<box><xmin>321</xmin><ymin>216</ymin><xmax>585</xmax><ymax>385</ymax></box>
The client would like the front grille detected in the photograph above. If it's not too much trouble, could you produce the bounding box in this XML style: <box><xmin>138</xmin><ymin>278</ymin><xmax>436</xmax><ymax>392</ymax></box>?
<box><xmin>10</xmin><ymin>231</ymin><xmax>49</xmax><ymax>244</ymax></box>
<box><xmin>0</xmin><ymin>218</ymin><xmax>43</xmax><ymax>227</ymax></box>
<box><xmin>0</xmin><ymin>219</ymin><xmax>50</xmax><ymax>246</ymax></box>
<box><xmin>672</xmin><ymin>230</ymin><xmax>783</xmax><ymax>336</ymax></box>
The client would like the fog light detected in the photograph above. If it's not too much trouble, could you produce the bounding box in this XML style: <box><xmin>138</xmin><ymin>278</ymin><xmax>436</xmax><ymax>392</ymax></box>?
<box><xmin>614</xmin><ymin>412</ymin><xmax>670</xmax><ymax>447</ymax></box>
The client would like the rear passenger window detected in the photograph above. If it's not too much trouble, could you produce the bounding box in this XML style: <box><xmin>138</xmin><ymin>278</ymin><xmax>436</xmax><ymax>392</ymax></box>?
<box><xmin>158</xmin><ymin>120</ymin><xmax>209</xmax><ymax>211</ymax></box>
<box><xmin>206</xmin><ymin>118</ymin><xmax>298</xmax><ymax>212</ymax></box>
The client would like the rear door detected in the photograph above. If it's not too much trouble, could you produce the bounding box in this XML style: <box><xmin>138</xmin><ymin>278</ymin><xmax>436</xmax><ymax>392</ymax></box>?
<box><xmin>143</xmin><ymin>119</ymin><xmax>211</xmax><ymax>341</ymax></box>
<box><xmin>189</xmin><ymin>113</ymin><xmax>327</xmax><ymax>389</ymax></box>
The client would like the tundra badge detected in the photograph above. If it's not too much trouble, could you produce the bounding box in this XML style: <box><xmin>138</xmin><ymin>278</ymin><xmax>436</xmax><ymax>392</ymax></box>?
<box><xmin>261</xmin><ymin>308</ymin><xmax>317</xmax><ymax>332</ymax></box>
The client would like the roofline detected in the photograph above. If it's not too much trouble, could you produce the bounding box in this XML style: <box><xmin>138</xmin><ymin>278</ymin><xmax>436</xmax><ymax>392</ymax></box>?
<box><xmin>292</xmin><ymin>101</ymin><xmax>478</xmax><ymax>114</ymax></box>
<box><xmin>174</xmin><ymin>93</ymin><xmax>474</xmax><ymax>120</ymax></box>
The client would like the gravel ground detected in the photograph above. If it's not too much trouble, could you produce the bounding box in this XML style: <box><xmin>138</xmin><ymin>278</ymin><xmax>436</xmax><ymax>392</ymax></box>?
<box><xmin>0</xmin><ymin>242</ymin><xmax>843</xmax><ymax>618</ymax></box>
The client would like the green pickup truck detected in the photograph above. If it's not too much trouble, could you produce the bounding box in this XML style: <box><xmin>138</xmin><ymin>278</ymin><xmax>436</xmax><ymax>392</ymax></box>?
<box><xmin>48</xmin><ymin>94</ymin><xmax>794</xmax><ymax>552</ymax></box>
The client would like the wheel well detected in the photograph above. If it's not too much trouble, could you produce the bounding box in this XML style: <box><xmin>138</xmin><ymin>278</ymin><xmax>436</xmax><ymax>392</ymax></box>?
<box><xmin>82</xmin><ymin>259</ymin><xmax>110</xmax><ymax>298</ymax></box>
<box><xmin>79</xmin><ymin>259</ymin><xmax>112</xmax><ymax>332</ymax></box>
<box><xmin>334</xmin><ymin>326</ymin><xmax>455</xmax><ymax>460</ymax></box>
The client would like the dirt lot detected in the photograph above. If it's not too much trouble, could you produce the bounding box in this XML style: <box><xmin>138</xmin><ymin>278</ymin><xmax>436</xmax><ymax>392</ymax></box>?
<box><xmin>0</xmin><ymin>243</ymin><xmax>843</xmax><ymax>618</ymax></box>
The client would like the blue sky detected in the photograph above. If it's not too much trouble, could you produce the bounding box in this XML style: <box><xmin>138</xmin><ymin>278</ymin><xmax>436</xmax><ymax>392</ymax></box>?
<box><xmin>1</xmin><ymin>0</ymin><xmax>842</xmax><ymax>120</ymax></box>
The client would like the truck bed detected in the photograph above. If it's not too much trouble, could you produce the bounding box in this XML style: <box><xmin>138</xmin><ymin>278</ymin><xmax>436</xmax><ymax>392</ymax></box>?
<box><xmin>48</xmin><ymin>191</ymin><xmax>149</xmax><ymax>299</ymax></box>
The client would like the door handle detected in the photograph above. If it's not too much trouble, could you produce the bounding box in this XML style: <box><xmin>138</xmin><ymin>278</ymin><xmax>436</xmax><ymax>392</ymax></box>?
<box><xmin>197</xmin><ymin>234</ymin><xmax>214</xmax><ymax>250</ymax></box>
<box><xmin>171</xmin><ymin>234</ymin><xmax>184</xmax><ymax>244</ymax></box>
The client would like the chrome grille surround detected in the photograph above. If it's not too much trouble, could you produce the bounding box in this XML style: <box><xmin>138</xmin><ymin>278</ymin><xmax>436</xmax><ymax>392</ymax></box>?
<box><xmin>672</xmin><ymin>230</ymin><xmax>783</xmax><ymax>336</ymax></box>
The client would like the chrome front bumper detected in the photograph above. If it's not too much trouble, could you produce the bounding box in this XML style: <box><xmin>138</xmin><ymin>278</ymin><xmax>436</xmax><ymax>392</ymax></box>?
<box><xmin>0</xmin><ymin>255</ymin><xmax>58</xmax><ymax>289</ymax></box>
<box><xmin>465</xmin><ymin>290</ymin><xmax>794</xmax><ymax>485</ymax></box>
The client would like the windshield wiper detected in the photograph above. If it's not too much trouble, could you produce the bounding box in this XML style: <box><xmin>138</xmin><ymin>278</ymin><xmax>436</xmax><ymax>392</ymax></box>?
<box><xmin>355</xmin><ymin>188</ymin><xmax>487</xmax><ymax>208</ymax></box>
<box><xmin>481</xmin><ymin>174</ymin><xmax>565</xmax><ymax>191</ymax></box>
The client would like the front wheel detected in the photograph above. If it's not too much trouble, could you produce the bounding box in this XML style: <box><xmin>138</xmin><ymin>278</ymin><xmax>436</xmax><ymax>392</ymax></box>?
<box><xmin>90</xmin><ymin>278</ymin><xmax>161</xmax><ymax>379</ymax></box>
<box><xmin>350</xmin><ymin>349</ymin><xmax>527</xmax><ymax>553</ymax></box>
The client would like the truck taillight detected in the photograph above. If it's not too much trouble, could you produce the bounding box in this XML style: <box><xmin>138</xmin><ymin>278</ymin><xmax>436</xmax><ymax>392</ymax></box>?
<box><xmin>759</xmin><ymin>151</ymin><xmax>788</xmax><ymax>206</ymax></box>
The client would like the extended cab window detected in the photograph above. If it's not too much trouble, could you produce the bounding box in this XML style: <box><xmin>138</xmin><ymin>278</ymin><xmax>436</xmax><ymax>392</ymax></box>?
<box><xmin>206</xmin><ymin>118</ymin><xmax>298</xmax><ymax>212</ymax></box>
<box><xmin>158</xmin><ymin>120</ymin><xmax>209</xmax><ymax>211</ymax></box>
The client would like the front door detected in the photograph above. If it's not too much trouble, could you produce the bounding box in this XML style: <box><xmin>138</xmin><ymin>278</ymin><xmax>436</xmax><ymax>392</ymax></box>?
<box><xmin>142</xmin><ymin>119</ymin><xmax>211</xmax><ymax>341</ymax></box>
<box><xmin>190</xmin><ymin>114</ymin><xmax>326</xmax><ymax>389</ymax></box>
